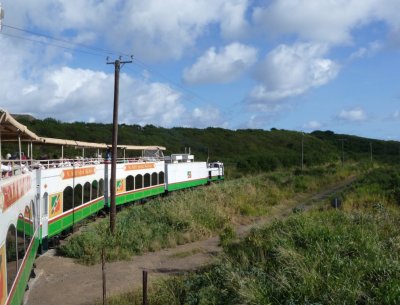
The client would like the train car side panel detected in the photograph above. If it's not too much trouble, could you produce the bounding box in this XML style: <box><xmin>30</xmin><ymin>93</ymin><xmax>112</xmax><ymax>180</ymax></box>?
<box><xmin>166</xmin><ymin>162</ymin><xmax>208</xmax><ymax>191</ymax></box>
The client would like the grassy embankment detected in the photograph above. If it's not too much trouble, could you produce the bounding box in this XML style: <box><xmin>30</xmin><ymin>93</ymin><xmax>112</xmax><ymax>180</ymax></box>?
<box><xmin>59</xmin><ymin>162</ymin><xmax>360</xmax><ymax>265</ymax></box>
<box><xmin>99</xmin><ymin>165</ymin><xmax>400</xmax><ymax>305</ymax></box>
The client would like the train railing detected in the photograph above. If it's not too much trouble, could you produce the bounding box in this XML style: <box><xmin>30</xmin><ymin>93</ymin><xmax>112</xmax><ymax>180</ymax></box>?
<box><xmin>1</xmin><ymin>156</ymin><xmax>165</xmax><ymax>179</ymax></box>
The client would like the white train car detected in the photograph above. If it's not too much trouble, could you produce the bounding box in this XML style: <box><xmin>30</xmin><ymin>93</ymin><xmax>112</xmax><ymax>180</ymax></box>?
<box><xmin>0</xmin><ymin>111</ymin><xmax>40</xmax><ymax>305</ymax></box>
<box><xmin>165</xmin><ymin>154</ymin><xmax>209</xmax><ymax>191</ymax></box>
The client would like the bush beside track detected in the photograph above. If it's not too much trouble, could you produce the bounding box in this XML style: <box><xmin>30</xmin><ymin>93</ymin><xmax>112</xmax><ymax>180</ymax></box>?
<box><xmin>59</xmin><ymin>163</ymin><xmax>358</xmax><ymax>265</ymax></box>
<box><xmin>96</xmin><ymin>165</ymin><xmax>400</xmax><ymax>305</ymax></box>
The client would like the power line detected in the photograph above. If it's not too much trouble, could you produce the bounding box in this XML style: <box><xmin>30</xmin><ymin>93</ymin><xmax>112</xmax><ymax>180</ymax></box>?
<box><xmin>0</xmin><ymin>31</ymin><xmax>105</xmax><ymax>57</ymax></box>
<box><xmin>2</xmin><ymin>23</ymin><xmax>120</xmax><ymax>56</ymax></box>
<box><xmin>1</xmin><ymin>22</ymin><xmax>233</xmax><ymax>118</ymax></box>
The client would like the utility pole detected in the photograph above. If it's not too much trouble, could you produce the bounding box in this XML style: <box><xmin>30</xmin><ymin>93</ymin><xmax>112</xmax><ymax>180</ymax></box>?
<box><xmin>339</xmin><ymin>139</ymin><xmax>346</xmax><ymax>166</ymax></box>
<box><xmin>301</xmin><ymin>132</ymin><xmax>304</xmax><ymax>171</ymax></box>
<box><xmin>0</xmin><ymin>3</ymin><xmax>4</xmax><ymax>32</ymax></box>
<box><xmin>107</xmin><ymin>57</ymin><xmax>132</xmax><ymax>234</ymax></box>
<box><xmin>370</xmin><ymin>142</ymin><xmax>373</xmax><ymax>162</ymax></box>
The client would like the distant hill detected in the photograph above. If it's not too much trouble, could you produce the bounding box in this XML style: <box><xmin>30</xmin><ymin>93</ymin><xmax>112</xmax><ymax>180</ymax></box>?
<box><xmin>12</xmin><ymin>113</ymin><xmax>36</xmax><ymax>122</ymax></box>
<box><xmin>15</xmin><ymin>116</ymin><xmax>400</xmax><ymax>172</ymax></box>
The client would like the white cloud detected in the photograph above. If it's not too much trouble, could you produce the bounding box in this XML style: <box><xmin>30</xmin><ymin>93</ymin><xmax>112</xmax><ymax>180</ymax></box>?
<box><xmin>219</xmin><ymin>0</ymin><xmax>250</xmax><ymax>39</ymax></box>
<box><xmin>393</xmin><ymin>110</ymin><xmax>400</xmax><ymax>120</ymax></box>
<box><xmin>252</xmin><ymin>0</ymin><xmax>400</xmax><ymax>46</ymax></box>
<box><xmin>247</xmin><ymin>43</ymin><xmax>340</xmax><ymax>107</ymax></box>
<box><xmin>349</xmin><ymin>41</ymin><xmax>383</xmax><ymax>60</ymax></box>
<box><xmin>4</xmin><ymin>0</ymin><xmax>250</xmax><ymax>61</ymax></box>
<box><xmin>303</xmin><ymin>120</ymin><xmax>322</xmax><ymax>130</ymax></box>
<box><xmin>183</xmin><ymin>43</ymin><xmax>258</xmax><ymax>84</ymax></box>
<box><xmin>189</xmin><ymin>106</ymin><xmax>224</xmax><ymax>127</ymax></box>
<box><xmin>338</xmin><ymin>108</ymin><xmax>367</xmax><ymax>122</ymax></box>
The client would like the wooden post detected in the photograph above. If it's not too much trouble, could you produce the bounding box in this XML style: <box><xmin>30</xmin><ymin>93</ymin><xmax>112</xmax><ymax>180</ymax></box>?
<box><xmin>102</xmin><ymin>248</ymin><xmax>107</xmax><ymax>305</ymax></box>
<box><xmin>142</xmin><ymin>270</ymin><xmax>148</xmax><ymax>305</ymax></box>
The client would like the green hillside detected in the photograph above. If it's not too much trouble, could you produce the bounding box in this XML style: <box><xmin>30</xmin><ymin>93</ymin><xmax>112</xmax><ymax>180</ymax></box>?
<box><xmin>14</xmin><ymin>117</ymin><xmax>400</xmax><ymax>173</ymax></box>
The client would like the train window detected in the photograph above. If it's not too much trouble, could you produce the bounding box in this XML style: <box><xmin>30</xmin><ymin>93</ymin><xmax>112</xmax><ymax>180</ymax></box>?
<box><xmin>16</xmin><ymin>214</ymin><xmax>25</xmax><ymax>270</ymax></box>
<box><xmin>30</xmin><ymin>200</ymin><xmax>36</xmax><ymax>232</ymax></box>
<box><xmin>91</xmin><ymin>180</ymin><xmax>98</xmax><ymax>200</ymax></box>
<box><xmin>43</xmin><ymin>192</ymin><xmax>48</xmax><ymax>216</ymax></box>
<box><xmin>24</xmin><ymin>206</ymin><xmax>32</xmax><ymax>249</ymax></box>
<box><xmin>83</xmin><ymin>182</ymin><xmax>91</xmax><ymax>203</ymax></box>
<box><xmin>6</xmin><ymin>225</ymin><xmax>17</xmax><ymax>294</ymax></box>
<box><xmin>99</xmin><ymin>179</ymin><xmax>104</xmax><ymax>197</ymax></box>
<box><xmin>63</xmin><ymin>186</ymin><xmax>73</xmax><ymax>212</ymax></box>
<box><xmin>144</xmin><ymin>173</ymin><xmax>150</xmax><ymax>187</ymax></box>
<box><xmin>74</xmin><ymin>184</ymin><xmax>83</xmax><ymax>207</ymax></box>
<box><xmin>159</xmin><ymin>172</ymin><xmax>164</xmax><ymax>184</ymax></box>
<box><xmin>151</xmin><ymin>172</ymin><xmax>158</xmax><ymax>186</ymax></box>
<box><xmin>126</xmin><ymin>175</ymin><xmax>134</xmax><ymax>191</ymax></box>
<box><xmin>135</xmin><ymin>175</ymin><xmax>143</xmax><ymax>189</ymax></box>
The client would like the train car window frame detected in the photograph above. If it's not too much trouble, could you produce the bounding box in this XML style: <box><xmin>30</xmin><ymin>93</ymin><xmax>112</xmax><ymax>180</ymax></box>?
<box><xmin>144</xmin><ymin>173</ymin><xmax>150</xmax><ymax>188</ymax></box>
<box><xmin>6</xmin><ymin>224</ymin><xmax>17</xmax><ymax>294</ymax></box>
<box><xmin>91</xmin><ymin>180</ymin><xmax>98</xmax><ymax>200</ymax></box>
<box><xmin>16</xmin><ymin>214</ymin><xmax>25</xmax><ymax>270</ymax></box>
<box><xmin>63</xmin><ymin>186</ymin><xmax>74</xmax><ymax>212</ymax></box>
<box><xmin>159</xmin><ymin>171</ymin><xmax>165</xmax><ymax>184</ymax></box>
<box><xmin>74</xmin><ymin>184</ymin><xmax>83</xmax><ymax>207</ymax></box>
<box><xmin>126</xmin><ymin>175</ymin><xmax>134</xmax><ymax>191</ymax></box>
<box><xmin>135</xmin><ymin>174</ymin><xmax>143</xmax><ymax>190</ymax></box>
<box><xmin>151</xmin><ymin>172</ymin><xmax>158</xmax><ymax>186</ymax></box>
<box><xmin>83</xmin><ymin>182</ymin><xmax>91</xmax><ymax>203</ymax></box>
<box><xmin>99</xmin><ymin>179</ymin><xmax>104</xmax><ymax>198</ymax></box>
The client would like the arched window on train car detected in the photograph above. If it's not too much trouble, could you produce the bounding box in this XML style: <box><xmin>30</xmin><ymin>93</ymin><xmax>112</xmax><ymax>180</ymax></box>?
<box><xmin>63</xmin><ymin>186</ymin><xmax>74</xmax><ymax>212</ymax></box>
<box><xmin>99</xmin><ymin>179</ymin><xmax>104</xmax><ymax>197</ymax></box>
<box><xmin>151</xmin><ymin>172</ymin><xmax>158</xmax><ymax>186</ymax></box>
<box><xmin>144</xmin><ymin>173</ymin><xmax>150</xmax><ymax>188</ymax></box>
<box><xmin>126</xmin><ymin>175</ymin><xmax>134</xmax><ymax>191</ymax></box>
<box><xmin>159</xmin><ymin>171</ymin><xmax>165</xmax><ymax>184</ymax></box>
<box><xmin>135</xmin><ymin>174</ymin><xmax>143</xmax><ymax>189</ymax></box>
<box><xmin>6</xmin><ymin>224</ymin><xmax>17</xmax><ymax>294</ymax></box>
<box><xmin>74</xmin><ymin>184</ymin><xmax>83</xmax><ymax>207</ymax></box>
<box><xmin>30</xmin><ymin>200</ymin><xmax>36</xmax><ymax>232</ymax></box>
<box><xmin>83</xmin><ymin>182</ymin><xmax>91</xmax><ymax>203</ymax></box>
<box><xmin>91</xmin><ymin>180</ymin><xmax>98</xmax><ymax>200</ymax></box>
<box><xmin>24</xmin><ymin>206</ymin><xmax>32</xmax><ymax>249</ymax></box>
<box><xmin>16</xmin><ymin>213</ymin><xmax>25</xmax><ymax>270</ymax></box>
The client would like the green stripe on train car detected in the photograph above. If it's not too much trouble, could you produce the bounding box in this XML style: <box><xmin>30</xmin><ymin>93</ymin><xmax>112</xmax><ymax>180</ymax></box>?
<box><xmin>105</xmin><ymin>186</ymin><xmax>165</xmax><ymax>207</ymax></box>
<box><xmin>210</xmin><ymin>176</ymin><xmax>225</xmax><ymax>182</ymax></box>
<box><xmin>9</xmin><ymin>237</ymin><xmax>39</xmax><ymax>305</ymax></box>
<box><xmin>167</xmin><ymin>178</ymin><xmax>208</xmax><ymax>191</ymax></box>
<box><xmin>48</xmin><ymin>199</ymin><xmax>105</xmax><ymax>237</ymax></box>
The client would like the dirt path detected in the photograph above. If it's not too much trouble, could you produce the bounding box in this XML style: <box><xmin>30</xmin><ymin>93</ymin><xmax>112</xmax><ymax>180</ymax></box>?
<box><xmin>24</xmin><ymin>177</ymin><xmax>356</xmax><ymax>305</ymax></box>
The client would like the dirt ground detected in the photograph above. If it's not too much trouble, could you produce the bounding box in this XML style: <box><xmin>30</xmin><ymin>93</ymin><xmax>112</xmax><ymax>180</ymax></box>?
<box><xmin>24</xmin><ymin>177</ymin><xmax>356</xmax><ymax>305</ymax></box>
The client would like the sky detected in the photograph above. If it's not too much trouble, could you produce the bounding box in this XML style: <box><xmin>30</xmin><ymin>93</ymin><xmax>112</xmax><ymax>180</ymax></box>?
<box><xmin>0</xmin><ymin>0</ymin><xmax>399</xmax><ymax>140</ymax></box>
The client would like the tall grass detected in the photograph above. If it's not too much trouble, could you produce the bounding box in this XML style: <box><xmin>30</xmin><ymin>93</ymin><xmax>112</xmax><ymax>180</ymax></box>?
<box><xmin>59</xmin><ymin>164</ymin><xmax>357</xmax><ymax>264</ymax></box>
<box><xmin>100</xmin><ymin>165</ymin><xmax>400</xmax><ymax>305</ymax></box>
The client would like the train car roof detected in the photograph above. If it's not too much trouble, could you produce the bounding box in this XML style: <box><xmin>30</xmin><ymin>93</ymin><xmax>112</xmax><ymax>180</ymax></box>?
<box><xmin>0</xmin><ymin>108</ymin><xmax>166</xmax><ymax>150</ymax></box>
<box><xmin>0</xmin><ymin>108</ymin><xmax>40</xmax><ymax>140</ymax></box>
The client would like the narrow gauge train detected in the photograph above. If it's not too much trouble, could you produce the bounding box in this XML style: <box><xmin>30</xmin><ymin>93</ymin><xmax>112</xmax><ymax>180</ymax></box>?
<box><xmin>0</xmin><ymin>109</ymin><xmax>224</xmax><ymax>305</ymax></box>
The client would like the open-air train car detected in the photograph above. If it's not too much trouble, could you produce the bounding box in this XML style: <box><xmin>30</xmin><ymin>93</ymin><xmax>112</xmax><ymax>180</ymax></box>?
<box><xmin>0</xmin><ymin>109</ymin><xmax>224</xmax><ymax>305</ymax></box>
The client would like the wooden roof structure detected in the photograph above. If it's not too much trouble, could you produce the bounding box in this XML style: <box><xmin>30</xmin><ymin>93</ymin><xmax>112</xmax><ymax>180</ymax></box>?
<box><xmin>0</xmin><ymin>108</ymin><xmax>40</xmax><ymax>140</ymax></box>
<box><xmin>0</xmin><ymin>109</ymin><xmax>166</xmax><ymax>150</ymax></box>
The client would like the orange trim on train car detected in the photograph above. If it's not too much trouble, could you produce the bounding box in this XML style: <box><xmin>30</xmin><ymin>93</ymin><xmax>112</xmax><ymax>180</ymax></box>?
<box><xmin>0</xmin><ymin>175</ymin><xmax>32</xmax><ymax>212</ymax></box>
<box><xmin>124</xmin><ymin>163</ymin><xmax>155</xmax><ymax>171</ymax></box>
<box><xmin>61</xmin><ymin>167</ymin><xmax>96</xmax><ymax>179</ymax></box>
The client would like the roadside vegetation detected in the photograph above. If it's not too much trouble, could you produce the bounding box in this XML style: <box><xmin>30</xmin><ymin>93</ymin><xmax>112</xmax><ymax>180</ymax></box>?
<box><xmin>98</xmin><ymin>165</ymin><xmax>400</xmax><ymax>305</ymax></box>
<box><xmin>14</xmin><ymin>115</ymin><xmax>400</xmax><ymax>174</ymax></box>
<box><xmin>59</xmin><ymin>163</ymin><xmax>359</xmax><ymax>264</ymax></box>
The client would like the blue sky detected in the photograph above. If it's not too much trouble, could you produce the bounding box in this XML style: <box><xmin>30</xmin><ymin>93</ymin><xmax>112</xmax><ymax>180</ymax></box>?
<box><xmin>0</xmin><ymin>0</ymin><xmax>399</xmax><ymax>140</ymax></box>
